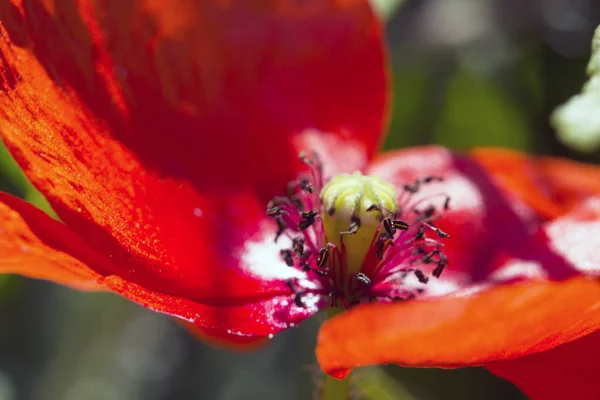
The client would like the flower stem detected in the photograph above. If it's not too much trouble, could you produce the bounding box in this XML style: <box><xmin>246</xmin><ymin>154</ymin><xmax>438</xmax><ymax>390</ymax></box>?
<box><xmin>320</xmin><ymin>374</ymin><xmax>351</xmax><ymax>400</ymax></box>
<box><xmin>320</xmin><ymin>307</ymin><xmax>351</xmax><ymax>400</ymax></box>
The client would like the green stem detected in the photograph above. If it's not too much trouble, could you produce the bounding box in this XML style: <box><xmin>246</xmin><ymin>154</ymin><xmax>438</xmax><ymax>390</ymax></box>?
<box><xmin>320</xmin><ymin>307</ymin><xmax>351</xmax><ymax>400</ymax></box>
<box><xmin>320</xmin><ymin>374</ymin><xmax>351</xmax><ymax>400</ymax></box>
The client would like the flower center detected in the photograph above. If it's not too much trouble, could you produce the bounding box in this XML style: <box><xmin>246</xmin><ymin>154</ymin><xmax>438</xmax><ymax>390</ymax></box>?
<box><xmin>267</xmin><ymin>152</ymin><xmax>450</xmax><ymax>309</ymax></box>
<box><xmin>320</xmin><ymin>172</ymin><xmax>398</xmax><ymax>278</ymax></box>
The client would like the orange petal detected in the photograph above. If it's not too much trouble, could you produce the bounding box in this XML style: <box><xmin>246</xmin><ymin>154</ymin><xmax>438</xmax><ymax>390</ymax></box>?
<box><xmin>316</xmin><ymin>277</ymin><xmax>600</xmax><ymax>378</ymax></box>
<box><xmin>0</xmin><ymin>192</ymin><xmax>109</xmax><ymax>290</ymax></box>
<box><xmin>471</xmin><ymin>148</ymin><xmax>600</xmax><ymax>219</ymax></box>
<box><xmin>487</xmin><ymin>330</ymin><xmax>600</xmax><ymax>400</ymax></box>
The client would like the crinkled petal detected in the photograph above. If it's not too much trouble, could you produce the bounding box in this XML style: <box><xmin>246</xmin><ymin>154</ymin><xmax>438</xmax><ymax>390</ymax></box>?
<box><xmin>487</xmin><ymin>330</ymin><xmax>600</xmax><ymax>400</ymax></box>
<box><xmin>0</xmin><ymin>0</ymin><xmax>380</xmax><ymax>333</ymax></box>
<box><xmin>0</xmin><ymin>193</ymin><xmax>319</xmax><ymax>340</ymax></box>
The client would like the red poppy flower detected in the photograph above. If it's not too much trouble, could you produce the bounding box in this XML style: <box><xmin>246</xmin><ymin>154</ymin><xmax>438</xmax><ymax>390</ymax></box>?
<box><xmin>0</xmin><ymin>1</ymin><xmax>599</xmax><ymax>399</ymax></box>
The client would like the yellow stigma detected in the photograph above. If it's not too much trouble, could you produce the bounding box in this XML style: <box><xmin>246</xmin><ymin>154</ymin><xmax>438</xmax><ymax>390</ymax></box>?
<box><xmin>320</xmin><ymin>172</ymin><xmax>398</xmax><ymax>276</ymax></box>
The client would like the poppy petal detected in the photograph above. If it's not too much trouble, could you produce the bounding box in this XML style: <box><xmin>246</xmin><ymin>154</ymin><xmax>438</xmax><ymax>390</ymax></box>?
<box><xmin>0</xmin><ymin>0</ymin><xmax>376</xmax><ymax>332</ymax></box>
<box><xmin>366</xmin><ymin>147</ymin><xmax>597</xmax><ymax>282</ymax></box>
<box><xmin>102</xmin><ymin>274</ymin><xmax>319</xmax><ymax>337</ymax></box>
<box><xmin>317</xmin><ymin>149</ymin><xmax>600</xmax><ymax>378</ymax></box>
<box><xmin>0</xmin><ymin>0</ymin><xmax>387</xmax><ymax>200</ymax></box>
<box><xmin>487</xmin><ymin>330</ymin><xmax>600</xmax><ymax>400</ymax></box>
<box><xmin>471</xmin><ymin>148</ymin><xmax>600</xmax><ymax>219</ymax></box>
<box><xmin>0</xmin><ymin>193</ymin><xmax>320</xmax><ymax>338</ymax></box>
<box><xmin>0</xmin><ymin>193</ymin><xmax>272</xmax><ymax>349</ymax></box>
<box><xmin>366</xmin><ymin>147</ymin><xmax>542</xmax><ymax>282</ymax></box>
<box><xmin>316</xmin><ymin>277</ymin><xmax>600</xmax><ymax>379</ymax></box>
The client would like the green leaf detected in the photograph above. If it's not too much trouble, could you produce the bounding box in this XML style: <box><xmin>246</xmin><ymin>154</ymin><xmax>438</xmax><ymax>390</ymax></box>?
<box><xmin>552</xmin><ymin>25</ymin><xmax>600</xmax><ymax>152</ymax></box>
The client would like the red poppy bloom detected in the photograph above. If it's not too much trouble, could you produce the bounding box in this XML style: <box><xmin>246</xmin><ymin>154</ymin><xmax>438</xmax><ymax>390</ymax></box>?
<box><xmin>0</xmin><ymin>1</ymin><xmax>599</xmax><ymax>399</ymax></box>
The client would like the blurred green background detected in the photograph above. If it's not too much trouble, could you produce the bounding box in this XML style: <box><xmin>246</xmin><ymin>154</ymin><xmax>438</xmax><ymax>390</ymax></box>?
<box><xmin>1</xmin><ymin>0</ymin><xmax>599</xmax><ymax>399</ymax></box>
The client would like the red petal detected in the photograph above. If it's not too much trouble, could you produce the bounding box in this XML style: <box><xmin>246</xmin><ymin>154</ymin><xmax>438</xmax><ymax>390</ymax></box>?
<box><xmin>316</xmin><ymin>148</ymin><xmax>600</xmax><ymax>378</ymax></box>
<box><xmin>366</xmin><ymin>147</ymin><xmax>598</xmax><ymax>283</ymax></box>
<box><xmin>0</xmin><ymin>0</ymin><xmax>387</xmax><ymax>199</ymax></box>
<box><xmin>0</xmin><ymin>0</ymin><xmax>380</xmax><ymax>334</ymax></box>
<box><xmin>471</xmin><ymin>148</ymin><xmax>600</xmax><ymax>219</ymax></box>
<box><xmin>316</xmin><ymin>277</ymin><xmax>600</xmax><ymax>379</ymax></box>
<box><xmin>487</xmin><ymin>330</ymin><xmax>600</xmax><ymax>400</ymax></box>
<box><xmin>0</xmin><ymin>193</ymin><xmax>317</xmax><ymax>338</ymax></box>
<box><xmin>366</xmin><ymin>147</ymin><xmax>540</xmax><ymax>284</ymax></box>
